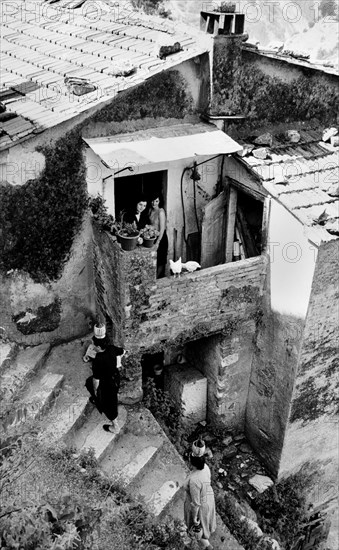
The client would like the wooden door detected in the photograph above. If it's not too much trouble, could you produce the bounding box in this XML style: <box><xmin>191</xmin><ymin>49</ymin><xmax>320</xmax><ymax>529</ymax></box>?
<box><xmin>201</xmin><ymin>191</ymin><xmax>226</xmax><ymax>268</ymax></box>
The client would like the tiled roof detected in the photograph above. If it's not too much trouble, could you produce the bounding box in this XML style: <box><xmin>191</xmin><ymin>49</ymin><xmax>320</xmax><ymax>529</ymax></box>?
<box><xmin>243</xmin><ymin>46</ymin><xmax>339</xmax><ymax>76</ymax></box>
<box><xmin>237</xmin><ymin>129</ymin><xmax>339</xmax><ymax>242</ymax></box>
<box><xmin>0</xmin><ymin>0</ymin><xmax>211</xmax><ymax>151</ymax></box>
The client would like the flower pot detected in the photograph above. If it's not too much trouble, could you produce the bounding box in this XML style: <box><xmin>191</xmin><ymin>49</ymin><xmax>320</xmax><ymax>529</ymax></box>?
<box><xmin>142</xmin><ymin>237</ymin><xmax>156</xmax><ymax>248</ymax></box>
<box><xmin>117</xmin><ymin>231</ymin><xmax>139</xmax><ymax>251</ymax></box>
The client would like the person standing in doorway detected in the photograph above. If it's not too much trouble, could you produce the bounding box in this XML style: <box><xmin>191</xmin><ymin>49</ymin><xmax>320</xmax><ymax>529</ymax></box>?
<box><xmin>148</xmin><ymin>193</ymin><xmax>168</xmax><ymax>278</ymax></box>
<box><xmin>84</xmin><ymin>324</ymin><xmax>125</xmax><ymax>433</ymax></box>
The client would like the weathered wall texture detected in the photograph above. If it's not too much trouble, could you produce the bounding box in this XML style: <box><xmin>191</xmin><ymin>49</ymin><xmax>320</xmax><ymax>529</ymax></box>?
<box><xmin>0</xmin><ymin>214</ymin><xmax>95</xmax><ymax>345</ymax></box>
<box><xmin>124</xmin><ymin>254</ymin><xmax>267</xmax><ymax>353</ymax></box>
<box><xmin>186</xmin><ymin>330</ymin><xmax>254</xmax><ymax>432</ymax></box>
<box><xmin>245</xmin><ymin>306</ymin><xmax>304</xmax><ymax>477</ymax></box>
<box><xmin>210</xmin><ymin>36</ymin><xmax>338</xmax><ymax>127</ymax></box>
<box><xmin>278</xmin><ymin>239</ymin><xmax>339</xmax><ymax>549</ymax></box>
<box><xmin>92</xmin><ymin>226</ymin><xmax>125</xmax><ymax>345</ymax></box>
<box><xmin>91</xmin><ymin>226</ymin><xmax>267</xmax><ymax>415</ymax></box>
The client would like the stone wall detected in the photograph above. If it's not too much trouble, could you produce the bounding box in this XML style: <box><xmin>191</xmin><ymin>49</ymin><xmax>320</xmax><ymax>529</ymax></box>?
<box><xmin>124</xmin><ymin>255</ymin><xmax>267</xmax><ymax>353</ymax></box>
<box><xmin>210</xmin><ymin>35</ymin><xmax>338</xmax><ymax>127</ymax></box>
<box><xmin>0</xmin><ymin>214</ymin><xmax>95</xmax><ymax>345</ymax></box>
<box><xmin>92</xmin><ymin>226</ymin><xmax>267</xmax><ymax>415</ymax></box>
<box><xmin>245</xmin><ymin>306</ymin><xmax>304</xmax><ymax>477</ymax></box>
<box><xmin>92</xmin><ymin>226</ymin><xmax>125</xmax><ymax>346</ymax></box>
<box><xmin>278</xmin><ymin>239</ymin><xmax>339</xmax><ymax>549</ymax></box>
<box><xmin>185</xmin><ymin>330</ymin><xmax>254</xmax><ymax>432</ymax></box>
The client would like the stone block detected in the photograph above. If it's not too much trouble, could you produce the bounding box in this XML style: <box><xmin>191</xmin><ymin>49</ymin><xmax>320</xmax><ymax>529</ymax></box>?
<box><xmin>164</xmin><ymin>364</ymin><xmax>207</xmax><ymax>426</ymax></box>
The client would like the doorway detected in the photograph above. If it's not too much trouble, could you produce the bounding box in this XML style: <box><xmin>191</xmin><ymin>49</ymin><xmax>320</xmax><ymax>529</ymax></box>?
<box><xmin>141</xmin><ymin>351</ymin><xmax>165</xmax><ymax>390</ymax></box>
<box><xmin>114</xmin><ymin>170</ymin><xmax>167</xmax><ymax>219</ymax></box>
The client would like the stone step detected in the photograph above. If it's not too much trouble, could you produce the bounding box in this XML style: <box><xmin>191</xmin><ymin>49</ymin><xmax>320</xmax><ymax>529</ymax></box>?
<box><xmin>5</xmin><ymin>372</ymin><xmax>64</xmax><ymax>429</ymax></box>
<box><xmin>147</xmin><ymin>479</ymin><xmax>183</xmax><ymax>517</ymax></box>
<box><xmin>100</xmin><ymin>406</ymin><xmax>165</xmax><ymax>485</ymax></box>
<box><xmin>118</xmin><ymin>445</ymin><xmax>159</xmax><ymax>486</ymax></box>
<box><xmin>74</xmin><ymin>405</ymin><xmax>127</xmax><ymax>461</ymax></box>
<box><xmin>0</xmin><ymin>342</ymin><xmax>16</xmax><ymax>374</ymax></box>
<box><xmin>22</xmin><ymin>372</ymin><xmax>65</xmax><ymax>420</ymax></box>
<box><xmin>39</xmin><ymin>389</ymin><xmax>91</xmax><ymax>443</ymax></box>
<box><xmin>0</xmin><ymin>343</ymin><xmax>51</xmax><ymax>401</ymax></box>
<box><xmin>130</xmin><ymin>438</ymin><xmax>189</xmax><ymax>518</ymax></box>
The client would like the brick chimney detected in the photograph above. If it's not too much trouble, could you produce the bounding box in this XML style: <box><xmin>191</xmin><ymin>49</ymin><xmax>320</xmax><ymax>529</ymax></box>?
<box><xmin>200</xmin><ymin>8</ymin><xmax>245</xmax><ymax>36</ymax></box>
<box><xmin>200</xmin><ymin>5</ymin><xmax>247</xmax><ymax>118</ymax></box>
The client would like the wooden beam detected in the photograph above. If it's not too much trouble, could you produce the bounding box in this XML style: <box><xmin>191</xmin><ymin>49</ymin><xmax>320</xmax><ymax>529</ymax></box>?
<box><xmin>225</xmin><ymin>186</ymin><xmax>238</xmax><ymax>263</ymax></box>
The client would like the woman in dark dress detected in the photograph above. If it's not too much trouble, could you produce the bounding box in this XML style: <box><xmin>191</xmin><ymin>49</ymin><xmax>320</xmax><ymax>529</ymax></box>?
<box><xmin>123</xmin><ymin>195</ymin><xmax>149</xmax><ymax>231</ymax></box>
<box><xmin>148</xmin><ymin>193</ymin><xmax>168</xmax><ymax>278</ymax></box>
<box><xmin>85</xmin><ymin>336</ymin><xmax>125</xmax><ymax>433</ymax></box>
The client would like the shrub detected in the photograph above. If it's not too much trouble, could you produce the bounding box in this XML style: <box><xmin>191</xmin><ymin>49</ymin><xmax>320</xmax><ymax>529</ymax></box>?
<box><xmin>143</xmin><ymin>378</ymin><xmax>188</xmax><ymax>451</ymax></box>
<box><xmin>0</xmin><ymin>130</ymin><xmax>87</xmax><ymax>281</ymax></box>
<box><xmin>254</xmin><ymin>473</ymin><xmax>312</xmax><ymax>549</ymax></box>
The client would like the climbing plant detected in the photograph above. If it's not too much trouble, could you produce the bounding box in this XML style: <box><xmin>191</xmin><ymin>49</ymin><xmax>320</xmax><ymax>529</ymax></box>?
<box><xmin>88</xmin><ymin>71</ymin><xmax>193</xmax><ymax>125</ymax></box>
<box><xmin>131</xmin><ymin>0</ymin><xmax>171</xmax><ymax>17</ymax></box>
<box><xmin>212</xmin><ymin>39</ymin><xmax>339</xmax><ymax>126</ymax></box>
<box><xmin>0</xmin><ymin>71</ymin><xmax>193</xmax><ymax>283</ymax></box>
<box><xmin>0</xmin><ymin>129</ymin><xmax>87</xmax><ymax>282</ymax></box>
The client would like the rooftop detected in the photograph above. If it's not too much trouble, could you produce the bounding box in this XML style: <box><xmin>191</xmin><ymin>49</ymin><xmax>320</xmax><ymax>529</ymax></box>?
<box><xmin>243</xmin><ymin>45</ymin><xmax>339</xmax><ymax>77</ymax></box>
<box><xmin>84</xmin><ymin>122</ymin><xmax>242</xmax><ymax>169</ymax></box>
<box><xmin>235</xmin><ymin>127</ymin><xmax>339</xmax><ymax>243</ymax></box>
<box><xmin>0</xmin><ymin>0</ymin><xmax>211</xmax><ymax>151</ymax></box>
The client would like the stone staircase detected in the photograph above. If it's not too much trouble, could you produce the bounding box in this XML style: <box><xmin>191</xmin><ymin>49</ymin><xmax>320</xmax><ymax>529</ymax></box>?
<box><xmin>0</xmin><ymin>338</ymin><xmax>243</xmax><ymax>549</ymax></box>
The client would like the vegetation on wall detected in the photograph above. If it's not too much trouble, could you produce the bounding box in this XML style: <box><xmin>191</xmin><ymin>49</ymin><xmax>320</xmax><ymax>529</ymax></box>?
<box><xmin>0</xmin><ymin>130</ymin><xmax>87</xmax><ymax>282</ymax></box>
<box><xmin>212</xmin><ymin>39</ymin><xmax>339</xmax><ymax>126</ymax></box>
<box><xmin>131</xmin><ymin>0</ymin><xmax>171</xmax><ymax>18</ymax></box>
<box><xmin>253</xmin><ymin>472</ymin><xmax>329</xmax><ymax>550</ymax></box>
<box><xmin>87</xmin><ymin>71</ymin><xmax>193</xmax><ymax>126</ymax></box>
<box><xmin>0</xmin><ymin>69</ymin><xmax>194</xmax><ymax>284</ymax></box>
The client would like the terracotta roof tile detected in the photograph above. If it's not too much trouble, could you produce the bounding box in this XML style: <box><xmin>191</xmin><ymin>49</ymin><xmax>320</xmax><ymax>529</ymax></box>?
<box><xmin>239</xmin><ymin>128</ymin><xmax>339</xmax><ymax>238</ymax></box>
<box><xmin>0</xmin><ymin>0</ymin><xmax>210</xmax><ymax>150</ymax></box>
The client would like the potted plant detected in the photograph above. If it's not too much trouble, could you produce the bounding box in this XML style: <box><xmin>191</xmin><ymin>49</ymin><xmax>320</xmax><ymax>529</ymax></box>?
<box><xmin>89</xmin><ymin>195</ymin><xmax>116</xmax><ymax>233</ymax></box>
<box><xmin>116</xmin><ymin>221</ymin><xmax>140</xmax><ymax>251</ymax></box>
<box><xmin>140</xmin><ymin>225</ymin><xmax>159</xmax><ymax>248</ymax></box>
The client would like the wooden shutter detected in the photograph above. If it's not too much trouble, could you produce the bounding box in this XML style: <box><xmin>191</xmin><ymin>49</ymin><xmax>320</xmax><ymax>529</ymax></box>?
<box><xmin>201</xmin><ymin>191</ymin><xmax>226</xmax><ymax>268</ymax></box>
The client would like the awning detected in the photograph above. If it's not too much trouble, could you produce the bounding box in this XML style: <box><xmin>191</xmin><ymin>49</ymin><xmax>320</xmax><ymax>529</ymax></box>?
<box><xmin>83</xmin><ymin>123</ymin><xmax>242</xmax><ymax>171</ymax></box>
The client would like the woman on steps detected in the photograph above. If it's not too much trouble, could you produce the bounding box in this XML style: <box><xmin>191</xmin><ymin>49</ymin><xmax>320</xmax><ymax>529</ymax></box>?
<box><xmin>84</xmin><ymin>325</ymin><xmax>125</xmax><ymax>433</ymax></box>
<box><xmin>184</xmin><ymin>452</ymin><xmax>216</xmax><ymax>549</ymax></box>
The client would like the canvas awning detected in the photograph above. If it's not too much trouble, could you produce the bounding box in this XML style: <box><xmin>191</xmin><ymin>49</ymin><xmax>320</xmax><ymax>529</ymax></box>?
<box><xmin>83</xmin><ymin>123</ymin><xmax>242</xmax><ymax>171</ymax></box>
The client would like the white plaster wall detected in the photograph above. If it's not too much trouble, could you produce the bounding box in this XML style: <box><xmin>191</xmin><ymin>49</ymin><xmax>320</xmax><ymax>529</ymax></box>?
<box><xmin>85</xmin><ymin>147</ymin><xmax>115</xmax><ymax>215</ymax></box>
<box><xmin>268</xmin><ymin>200</ymin><xmax>318</xmax><ymax>318</ymax></box>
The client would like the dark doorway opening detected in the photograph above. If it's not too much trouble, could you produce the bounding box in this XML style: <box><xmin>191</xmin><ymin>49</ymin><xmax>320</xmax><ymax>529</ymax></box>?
<box><xmin>115</xmin><ymin>171</ymin><xmax>167</xmax><ymax>219</ymax></box>
<box><xmin>235</xmin><ymin>190</ymin><xmax>264</xmax><ymax>259</ymax></box>
<box><xmin>141</xmin><ymin>351</ymin><xmax>165</xmax><ymax>390</ymax></box>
